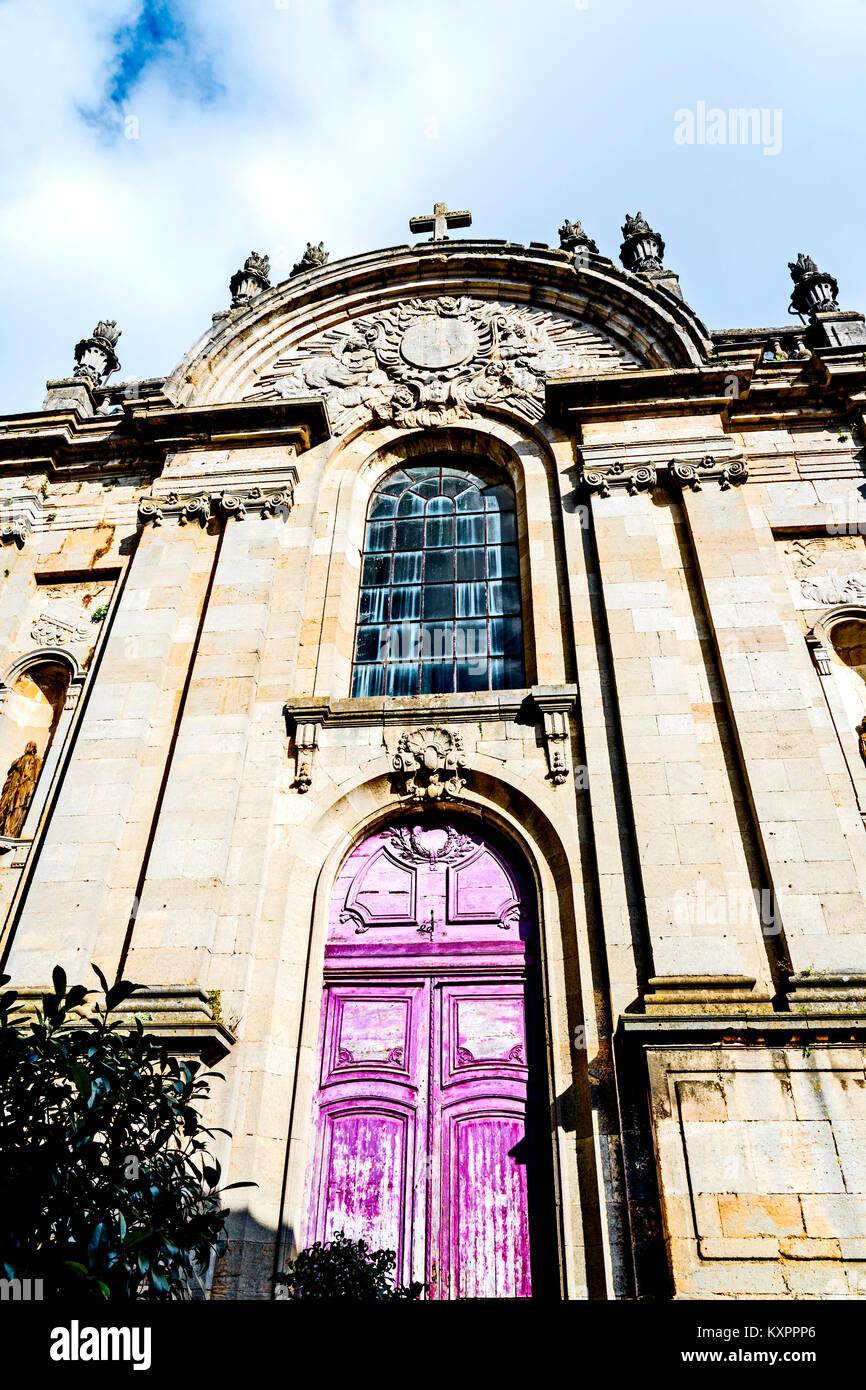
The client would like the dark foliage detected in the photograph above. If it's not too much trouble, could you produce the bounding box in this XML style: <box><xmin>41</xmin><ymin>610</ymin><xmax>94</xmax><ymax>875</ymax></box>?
<box><xmin>277</xmin><ymin>1229</ymin><xmax>425</xmax><ymax>1301</ymax></box>
<box><xmin>0</xmin><ymin>964</ymin><xmax>252</xmax><ymax>1300</ymax></box>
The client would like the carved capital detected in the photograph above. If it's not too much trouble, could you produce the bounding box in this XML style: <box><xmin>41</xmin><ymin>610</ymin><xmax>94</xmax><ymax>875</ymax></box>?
<box><xmin>217</xmin><ymin>491</ymin><xmax>246</xmax><ymax>521</ymax></box>
<box><xmin>0</xmin><ymin>493</ymin><xmax>42</xmax><ymax>547</ymax></box>
<box><xmin>578</xmin><ymin>454</ymin><xmax>748</xmax><ymax>499</ymax></box>
<box><xmin>392</xmin><ymin>726</ymin><xmax>467</xmax><ymax>800</ymax></box>
<box><xmin>179</xmin><ymin>495</ymin><xmax>210</xmax><ymax>526</ymax></box>
<box><xmin>137</xmin><ymin>486</ymin><xmax>295</xmax><ymax>528</ymax></box>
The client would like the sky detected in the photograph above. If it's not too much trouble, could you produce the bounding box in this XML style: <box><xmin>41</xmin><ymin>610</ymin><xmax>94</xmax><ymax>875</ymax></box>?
<box><xmin>1</xmin><ymin>0</ymin><xmax>865</xmax><ymax>412</ymax></box>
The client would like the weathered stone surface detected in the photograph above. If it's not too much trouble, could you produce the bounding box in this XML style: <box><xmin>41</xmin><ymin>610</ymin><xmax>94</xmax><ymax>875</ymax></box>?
<box><xmin>3</xmin><ymin>225</ymin><xmax>866</xmax><ymax>1300</ymax></box>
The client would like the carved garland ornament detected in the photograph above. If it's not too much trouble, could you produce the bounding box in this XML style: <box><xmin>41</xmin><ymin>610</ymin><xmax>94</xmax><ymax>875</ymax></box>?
<box><xmin>248</xmin><ymin>296</ymin><xmax>637</xmax><ymax>433</ymax></box>
<box><xmin>392</xmin><ymin>726</ymin><xmax>467</xmax><ymax>801</ymax></box>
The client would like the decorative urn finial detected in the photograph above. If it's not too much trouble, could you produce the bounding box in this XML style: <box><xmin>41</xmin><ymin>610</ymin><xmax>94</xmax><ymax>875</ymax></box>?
<box><xmin>290</xmin><ymin>241</ymin><xmax>329</xmax><ymax>277</ymax></box>
<box><xmin>558</xmin><ymin>218</ymin><xmax>598</xmax><ymax>255</ymax></box>
<box><xmin>73</xmin><ymin>320</ymin><xmax>121</xmax><ymax>385</ymax></box>
<box><xmin>788</xmin><ymin>252</ymin><xmax>840</xmax><ymax>319</ymax></box>
<box><xmin>229</xmin><ymin>251</ymin><xmax>271</xmax><ymax>308</ymax></box>
<box><xmin>619</xmin><ymin>211</ymin><xmax>665</xmax><ymax>274</ymax></box>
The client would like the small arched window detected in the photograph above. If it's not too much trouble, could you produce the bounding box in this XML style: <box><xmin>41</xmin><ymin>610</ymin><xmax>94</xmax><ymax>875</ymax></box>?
<box><xmin>351</xmin><ymin>458</ymin><xmax>525</xmax><ymax>697</ymax></box>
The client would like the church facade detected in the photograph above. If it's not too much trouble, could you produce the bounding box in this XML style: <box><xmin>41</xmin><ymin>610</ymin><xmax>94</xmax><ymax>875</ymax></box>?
<box><xmin>3</xmin><ymin>207</ymin><xmax>866</xmax><ymax>1299</ymax></box>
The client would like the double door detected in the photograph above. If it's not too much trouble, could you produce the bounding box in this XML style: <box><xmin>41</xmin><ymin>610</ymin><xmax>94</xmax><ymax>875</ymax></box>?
<box><xmin>308</xmin><ymin>969</ymin><xmax>554</xmax><ymax>1299</ymax></box>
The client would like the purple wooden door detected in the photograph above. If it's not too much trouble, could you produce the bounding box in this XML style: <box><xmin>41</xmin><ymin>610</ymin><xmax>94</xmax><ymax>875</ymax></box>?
<box><xmin>306</xmin><ymin>819</ymin><xmax>555</xmax><ymax>1299</ymax></box>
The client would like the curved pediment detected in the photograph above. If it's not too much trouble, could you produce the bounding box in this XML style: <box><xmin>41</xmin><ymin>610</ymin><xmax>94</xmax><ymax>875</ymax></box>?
<box><xmin>164</xmin><ymin>243</ymin><xmax>713</xmax><ymax>422</ymax></box>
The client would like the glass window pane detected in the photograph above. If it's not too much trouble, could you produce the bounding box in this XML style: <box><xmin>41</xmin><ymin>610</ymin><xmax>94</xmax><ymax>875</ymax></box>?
<box><xmin>366</xmin><ymin>520</ymin><xmax>394</xmax><ymax>553</ymax></box>
<box><xmin>425</xmin><ymin>549</ymin><xmax>453</xmax><ymax>584</ymax></box>
<box><xmin>393</xmin><ymin>551</ymin><xmax>423</xmax><ymax>585</ymax></box>
<box><xmin>420</xmin><ymin>661</ymin><xmax>454</xmax><ymax>694</ymax></box>
<box><xmin>423</xmin><ymin>584</ymin><xmax>455</xmax><ymax>620</ymax></box>
<box><xmin>440</xmin><ymin>474</ymin><xmax>465</xmax><ymax>498</ymax></box>
<box><xmin>354</xmin><ymin>625</ymin><xmax>386</xmax><ymax>663</ymax></box>
<box><xmin>456</xmin><ymin>582</ymin><xmax>487</xmax><ymax>618</ymax></box>
<box><xmin>386</xmin><ymin>663</ymin><xmax>419</xmax><ymax>697</ymax></box>
<box><xmin>487</xmin><ymin>545</ymin><xmax>519</xmax><ymax>580</ymax></box>
<box><xmin>490</xmin><ymin>616</ymin><xmax>522</xmax><ymax>656</ymax></box>
<box><xmin>456</xmin><ymin>547</ymin><xmax>485</xmax><ymax>582</ymax></box>
<box><xmin>351</xmin><ymin>663</ymin><xmax>384</xmax><ymax>697</ymax></box>
<box><xmin>489</xmin><ymin>580</ymin><xmax>521</xmax><ymax>616</ymax></box>
<box><xmin>488</xmin><ymin>656</ymin><xmax>525</xmax><ymax>689</ymax></box>
<box><xmin>379</xmin><ymin>472</ymin><xmax>411</xmax><ymax>496</ymax></box>
<box><xmin>390</xmin><ymin>585</ymin><xmax>421</xmax><ymax>620</ymax></box>
<box><xmin>368</xmin><ymin>494</ymin><xmax>396</xmax><ymax>520</ymax></box>
<box><xmin>486</xmin><ymin>511</ymin><xmax>517</xmax><ymax>545</ymax></box>
<box><xmin>407</xmin><ymin>465</ymin><xmax>439</xmax><ymax>480</ymax></box>
<box><xmin>362</xmin><ymin>553</ymin><xmax>390</xmax><ymax>587</ymax></box>
<box><xmin>484</xmin><ymin>484</ymin><xmax>515</xmax><ymax>512</ymax></box>
<box><xmin>397</xmin><ymin>491</ymin><xmax>425</xmax><ymax>516</ymax></box>
<box><xmin>395</xmin><ymin>517</ymin><xmax>424</xmax><ymax>550</ymax></box>
<box><xmin>457</xmin><ymin>513</ymin><xmax>485</xmax><ymax>546</ymax></box>
<box><xmin>384</xmin><ymin>622</ymin><xmax>421</xmax><ymax>664</ymax></box>
<box><xmin>359</xmin><ymin>588</ymin><xmax>389</xmax><ymax>623</ymax></box>
<box><xmin>422</xmin><ymin>622</ymin><xmax>453</xmax><ymax>663</ymax></box>
<box><xmin>456</xmin><ymin>659</ymin><xmax>488</xmax><ymax>693</ymax></box>
<box><xmin>416</xmin><ymin>478</ymin><xmax>441</xmax><ymax>498</ymax></box>
<box><xmin>456</xmin><ymin>486</ymin><xmax>484</xmax><ymax>513</ymax></box>
<box><xmin>455</xmin><ymin>620</ymin><xmax>488</xmax><ymax>661</ymax></box>
<box><xmin>425</xmin><ymin>515</ymin><xmax>454</xmax><ymax>548</ymax></box>
<box><xmin>426</xmin><ymin>495</ymin><xmax>454</xmax><ymax>516</ymax></box>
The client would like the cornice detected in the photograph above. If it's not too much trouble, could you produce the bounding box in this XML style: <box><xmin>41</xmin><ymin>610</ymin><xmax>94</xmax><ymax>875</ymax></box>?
<box><xmin>0</xmin><ymin>395</ymin><xmax>330</xmax><ymax>476</ymax></box>
<box><xmin>548</xmin><ymin>346</ymin><xmax>866</xmax><ymax>432</ymax></box>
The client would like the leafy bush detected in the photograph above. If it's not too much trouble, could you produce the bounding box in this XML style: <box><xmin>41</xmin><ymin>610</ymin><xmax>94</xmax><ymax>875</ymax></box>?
<box><xmin>0</xmin><ymin>964</ymin><xmax>251</xmax><ymax>1300</ymax></box>
<box><xmin>277</xmin><ymin>1229</ymin><xmax>424</xmax><ymax>1301</ymax></box>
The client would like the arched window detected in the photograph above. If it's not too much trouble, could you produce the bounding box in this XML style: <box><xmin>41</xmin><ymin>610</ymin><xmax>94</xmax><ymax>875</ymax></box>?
<box><xmin>351</xmin><ymin>458</ymin><xmax>525</xmax><ymax>697</ymax></box>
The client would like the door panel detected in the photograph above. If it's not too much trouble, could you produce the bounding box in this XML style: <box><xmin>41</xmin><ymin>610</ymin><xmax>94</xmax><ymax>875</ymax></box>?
<box><xmin>315</xmin><ymin>1104</ymin><xmax>413</xmax><ymax>1265</ymax></box>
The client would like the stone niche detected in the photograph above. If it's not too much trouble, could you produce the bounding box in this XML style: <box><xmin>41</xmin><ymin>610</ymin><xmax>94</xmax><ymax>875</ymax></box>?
<box><xmin>647</xmin><ymin>1047</ymin><xmax>866</xmax><ymax>1298</ymax></box>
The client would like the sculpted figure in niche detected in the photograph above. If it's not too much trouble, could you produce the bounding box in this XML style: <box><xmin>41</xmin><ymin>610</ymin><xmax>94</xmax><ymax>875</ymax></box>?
<box><xmin>0</xmin><ymin>742</ymin><xmax>41</xmax><ymax>838</ymax></box>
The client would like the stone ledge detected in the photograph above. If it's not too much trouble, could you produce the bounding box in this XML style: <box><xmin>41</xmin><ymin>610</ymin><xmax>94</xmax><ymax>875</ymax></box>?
<box><xmin>787</xmin><ymin>973</ymin><xmax>866</xmax><ymax>1015</ymax></box>
<box><xmin>620</xmin><ymin>1013</ymin><xmax>866</xmax><ymax>1044</ymax></box>
<box><xmin>6</xmin><ymin>985</ymin><xmax>235</xmax><ymax>1065</ymax></box>
<box><xmin>643</xmin><ymin>975</ymin><xmax>773</xmax><ymax>1016</ymax></box>
<box><xmin>284</xmin><ymin>684</ymin><xmax>577</xmax><ymax>729</ymax></box>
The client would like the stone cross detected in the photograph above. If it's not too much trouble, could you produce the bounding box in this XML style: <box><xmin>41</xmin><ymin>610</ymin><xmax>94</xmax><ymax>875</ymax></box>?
<box><xmin>409</xmin><ymin>201</ymin><xmax>472</xmax><ymax>242</ymax></box>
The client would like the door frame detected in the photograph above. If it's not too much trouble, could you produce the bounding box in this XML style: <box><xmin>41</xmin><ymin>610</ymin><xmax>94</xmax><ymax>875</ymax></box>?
<box><xmin>276</xmin><ymin>791</ymin><xmax>591</xmax><ymax>1299</ymax></box>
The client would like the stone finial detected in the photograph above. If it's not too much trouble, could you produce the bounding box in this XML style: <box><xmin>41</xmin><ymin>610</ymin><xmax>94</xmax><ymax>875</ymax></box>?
<box><xmin>558</xmin><ymin>219</ymin><xmax>598</xmax><ymax>255</ymax></box>
<box><xmin>290</xmin><ymin>241</ymin><xmax>329</xmax><ymax>277</ymax></box>
<box><xmin>619</xmin><ymin>211</ymin><xmax>665</xmax><ymax>274</ymax></box>
<box><xmin>787</xmin><ymin>251</ymin><xmax>840</xmax><ymax>318</ymax></box>
<box><xmin>229</xmin><ymin>251</ymin><xmax>271</xmax><ymax>308</ymax></box>
<box><xmin>73</xmin><ymin>320</ymin><xmax>121</xmax><ymax>385</ymax></box>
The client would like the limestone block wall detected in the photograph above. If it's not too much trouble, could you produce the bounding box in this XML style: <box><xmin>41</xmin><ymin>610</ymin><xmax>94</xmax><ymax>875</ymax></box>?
<box><xmin>645</xmin><ymin>1045</ymin><xmax>866</xmax><ymax>1298</ymax></box>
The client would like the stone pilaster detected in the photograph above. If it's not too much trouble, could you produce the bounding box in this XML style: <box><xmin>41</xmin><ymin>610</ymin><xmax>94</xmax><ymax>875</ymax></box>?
<box><xmin>3</xmin><ymin>518</ymin><xmax>220</xmax><ymax>986</ymax></box>
<box><xmin>680</xmin><ymin>482</ymin><xmax>866</xmax><ymax>977</ymax></box>
<box><xmin>589</xmin><ymin>482</ymin><xmax>773</xmax><ymax>1001</ymax></box>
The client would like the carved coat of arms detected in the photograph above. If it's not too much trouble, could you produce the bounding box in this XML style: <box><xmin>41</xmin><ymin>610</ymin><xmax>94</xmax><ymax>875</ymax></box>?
<box><xmin>249</xmin><ymin>296</ymin><xmax>635</xmax><ymax>432</ymax></box>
